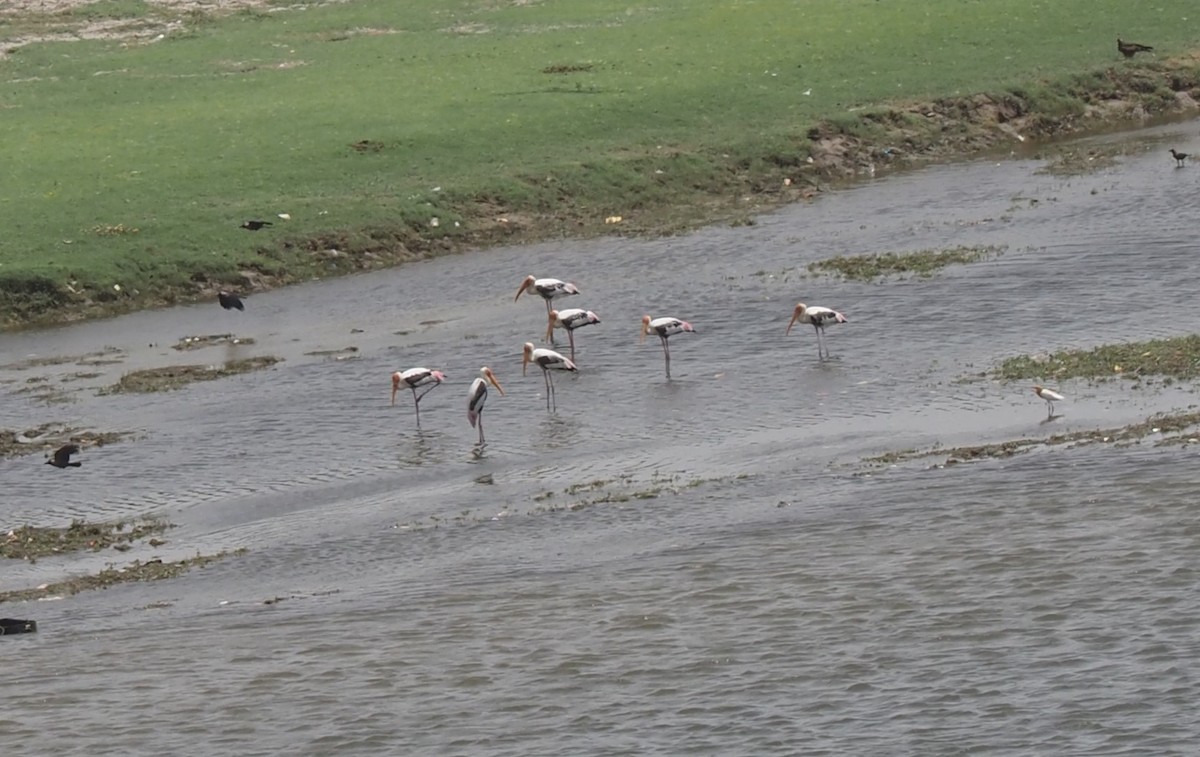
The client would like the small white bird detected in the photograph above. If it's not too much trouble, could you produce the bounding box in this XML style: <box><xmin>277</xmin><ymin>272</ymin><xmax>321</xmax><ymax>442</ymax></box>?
<box><xmin>546</xmin><ymin>308</ymin><xmax>601</xmax><ymax>362</ymax></box>
<box><xmin>515</xmin><ymin>275</ymin><xmax>579</xmax><ymax>314</ymax></box>
<box><xmin>391</xmin><ymin>367</ymin><xmax>446</xmax><ymax>428</ymax></box>
<box><xmin>1033</xmin><ymin>385</ymin><xmax>1064</xmax><ymax>418</ymax></box>
<box><xmin>467</xmin><ymin>367</ymin><xmax>504</xmax><ymax>445</ymax></box>
<box><xmin>523</xmin><ymin>342</ymin><xmax>577</xmax><ymax>412</ymax></box>
<box><xmin>786</xmin><ymin>302</ymin><xmax>848</xmax><ymax>360</ymax></box>
<box><xmin>640</xmin><ymin>315</ymin><xmax>695</xmax><ymax>380</ymax></box>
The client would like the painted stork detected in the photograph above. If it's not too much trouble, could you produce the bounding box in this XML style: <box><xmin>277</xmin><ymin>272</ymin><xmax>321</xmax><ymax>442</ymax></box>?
<box><xmin>1033</xmin><ymin>385</ymin><xmax>1064</xmax><ymax>418</ymax></box>
<box><xmin>546</xmin><ymin>308</ymin><xmax>601</xmax><ymax>362</ymax></box>
<box><xmin>391</xmin><ymin>367</ymin><xmax>446</xmax><ymax>428</ymax></box>
<box><xmin>522</xmin><ymin>342</ymin><xmax>576</xmax><ymax>411</ymax></box>
<box><xmin>515</xmin><ymin>275</ymin><xmax>580</xmax><ymax>315</ymax></box>
<box><xmin>786</xmin><ymin>302</ymin><xmax>848</xmax><ymax>360</ymax></box>
<box><xmin>639</xmin><ymin>315</ymin><xmax>695</xmax><ymax>380</ymax></box>
<box><xmin>467</xmin><ymin>367</ymin><xmax>505</xmax><ymax>445</ymax></box>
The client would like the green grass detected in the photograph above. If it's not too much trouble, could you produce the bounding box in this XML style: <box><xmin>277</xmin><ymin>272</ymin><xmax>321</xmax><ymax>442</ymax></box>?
<box><xmin>808</xmin><ymin>245</ymin><xmax>1004</xmax><ymax>281</ymax></box>
<box><xmin>1</xmin><ymin>0</ymin><xmax>1198</xmax><ymax>325</ymax></box>
<box><xmin>995</xmin><ymin>335</ymin><xmax>1200</xmax><ymax>381</ymax></box>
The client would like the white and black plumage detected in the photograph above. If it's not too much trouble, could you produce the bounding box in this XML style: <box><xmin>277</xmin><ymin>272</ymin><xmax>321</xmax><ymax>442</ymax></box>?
<box><xmin>45</xmin><ymin>443</ymin><xmax>82</xmax><ymax>469</ymax></box>
<box><xmin>786</xmin><ymin>302</ymin><xmax>848</xmax><ymax>360</ymax></box>
<box><xmin>218</xmin><ymin>291</ymin><xmax>244</xmax><ymax>311</ymax></box>
<box><xmin>515</xmin><ymin>275</ymin><xmax>579</xmax><ymax>315</ymax></box>
<box><xmin>522</xmin><ymin>342</ymin><xmax>577</xmax><ymax>412</ymax></box>
<box><xmin>391</xmin><ymin>367</ymin><xmax>446</xmax><ymax>428</ymax></box>
<box><xmin>1033</xmin><ymin>385</ymin><xmax>1064</xmax><ymax>418</ymax></box>
<box><xmin>639</xmin><ymin>315</ymin><xmax>695</xmax><ymax>380</ymax></box>
<box><xmin>467</xmin><ymin>367</ymin><xmax>505</xmax><ymax>445</ymax></box>
<box><xmin>546</xmin><ymin>308</ymin><xmax>601</xmax><ymax>362</ymax></box>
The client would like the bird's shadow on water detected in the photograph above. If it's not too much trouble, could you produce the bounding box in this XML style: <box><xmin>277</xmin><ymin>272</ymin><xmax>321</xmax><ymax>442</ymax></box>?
<box><xmin>1039</xmin><ymin>413</ymin><xmax>1065</xmax><ymax>425</ymax></box>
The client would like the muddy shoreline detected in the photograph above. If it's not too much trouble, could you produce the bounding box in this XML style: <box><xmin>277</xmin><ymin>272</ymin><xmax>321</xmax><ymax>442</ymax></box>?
<box><xmin>4</xmin><ymin>55</ymin><xmax>1200</xmax><ymax>330</ymax></box>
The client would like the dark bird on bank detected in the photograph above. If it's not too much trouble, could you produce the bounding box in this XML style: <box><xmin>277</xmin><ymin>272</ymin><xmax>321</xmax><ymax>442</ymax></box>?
<box><xmin>218</xmin><ymin>291</ymin><xmax>245</xmax><ymax>311</ymax></box>
<box><xmin>240</xmin><ymin>220</ymin><xmax>273</xmax><ymax>231</ymax></box>
<box><xmin>46</xmin><ymin>444</ymin><xmax>82</xmax><ymax>468</ymax></box>
<box><xmin>1117</xmin><ymin>38</ymin><xmax>1153</xmax><ymax>59</ymax></box>
<box><xmin>1170</xmin><ymin>148</ymin><xmax>1189</xmax><ymax>167</ymax></box>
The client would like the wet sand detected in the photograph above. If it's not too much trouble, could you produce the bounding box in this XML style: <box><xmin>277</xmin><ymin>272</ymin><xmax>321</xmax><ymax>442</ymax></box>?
<box><xmin>3</xmin><ymin>118</ymin><xmax>1200</xmax><ymax>754</ymax></box>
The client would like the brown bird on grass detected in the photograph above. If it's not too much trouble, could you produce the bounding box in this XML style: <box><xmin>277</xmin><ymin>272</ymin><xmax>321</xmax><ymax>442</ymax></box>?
<box><xmin>1170</xmin><ymin>148</ymin><xmax>1189</xmax><ymax>167</ymax></box>
<box><xmin>240</xmin><ymin>220</ymin><xmax>273</xmax><ymax>231</ymax></box>
<box><xmin>45</xmin><ymin>444</ymin><xmax>82</xmax><ymax>468</ymax></box>
<box><xmin>1117</xmin><ymin>38</ymin><xmax>1153</xmax><ymax>59</ymax></box>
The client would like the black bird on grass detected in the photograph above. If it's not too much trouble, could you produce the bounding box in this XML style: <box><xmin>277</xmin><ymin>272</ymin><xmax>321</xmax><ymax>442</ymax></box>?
<box><xmin>46</xmin><ymin>444</ymin><xmax>82</xmax><ymax>469</ymax></box>
<box><xmin>240</xmin><ymin>220</ymin><xmax>273</xmax><ymax>231</ymax></box>
<box><xmin>218</xmin><ymin>291</ymin><xmax>245</xmax><ymax>311</ymax></box>
<box><xmin>1170</xmin><ymin>148</ymin><xmax>1189</xmax><ymax>167</ymax></box>
<box><xmin>1117</xmin><ymin>38</ymin><xmax>1153</xmax><ymax>59</ymax></box>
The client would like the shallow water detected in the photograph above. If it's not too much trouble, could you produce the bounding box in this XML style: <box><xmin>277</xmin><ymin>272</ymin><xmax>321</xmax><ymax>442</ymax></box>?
<box><xmin>4</xmin><ymin>119</ymin><xmax>1200</xmax><ymax>754</ymax></box>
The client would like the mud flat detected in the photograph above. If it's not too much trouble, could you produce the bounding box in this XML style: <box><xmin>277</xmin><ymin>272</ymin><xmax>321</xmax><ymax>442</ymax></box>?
<box><xmin>100</xmin><ymin>356</ymin><xmax>283</xmax><ymax>394</ymax></box>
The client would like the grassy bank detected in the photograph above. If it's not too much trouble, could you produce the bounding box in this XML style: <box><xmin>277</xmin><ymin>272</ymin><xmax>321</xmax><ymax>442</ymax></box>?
<box><xmin>995</xmin><ymin>334</ymin><xmax>1200</xmax><ymax>382</ymax></box>
<box><xmin>1</xmin><ymin>1</ymin><xmax>1198</xmax><ymax>327</ymax></box>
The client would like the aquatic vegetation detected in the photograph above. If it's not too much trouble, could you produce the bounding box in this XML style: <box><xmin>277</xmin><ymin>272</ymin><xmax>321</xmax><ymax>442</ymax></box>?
<box><xmin>0</xmin><ymin>347</ymin><xmax>124</xmax><ymax>371</ymax></box>
<box><xmin>100</xmin><ymin>356</ymin><xmax>282</xmax><ymax>394</ymax></box>
<box><xmin>863</xmin><ymin>408</ymin><xmax>1200</xmax><ymax>469</ymax></box>
<box><xmin>994</xmin><ymin>335</ymin><xmax>1200</xmax><ymax>382</ymax></box>
<box><xmin>2</xmin><ymin>518</ymin><xmax>174</xmax><ymax>562</ymax></box>
<box><xmin>1034</xmin><ymin>144</ymin><xmax>1127</xmax><ymax>176</ymax></box>
<box><xmin>394</xmin><ymin>472</ymin><xmax>757</xmax><ymax>532</ymax></box>
<box><xmin>0</xmin><ymin>550</ymin><xmax>247</xmax><ymax>604</ymax></box>
<box><xmin>172</xmin><ymin>333</ymin><xmax>256</xmax><ymax>351</ymax></box>
<box><xmin>0</xmin><ymin>424</ymin><xmax>131</xmax><ymax>459</ymax></box>
<box><xmin>807</xmin><ymin>245</ymin><xmax>1003</xmax><ymax>282</ymax></box>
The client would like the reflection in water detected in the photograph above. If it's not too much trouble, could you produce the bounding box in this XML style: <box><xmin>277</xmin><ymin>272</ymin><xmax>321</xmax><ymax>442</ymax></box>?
<box><xmin>535</xmin><ymin>412</ymin><xmax>579</xmax><ymax>451</ymax></box>
<box><xmin>397</xmin><ymin>429</ymin><xmax>445</xmax><ymax>467</ymax></box>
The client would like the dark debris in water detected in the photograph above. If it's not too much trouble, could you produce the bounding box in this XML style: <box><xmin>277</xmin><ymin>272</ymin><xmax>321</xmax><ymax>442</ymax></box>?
<box><xmin>0</xmin><ymin>549</ymin><xmax>247</xmax><ymax>605</ymax></box>
<box><xmin>99</xmin><ymin>356</ymin><xmax>283</xmax><ymax>393</ymax></box>
<box><xmin>863</xmin><ymin>409</ymin><xmax>1200</xmax><ymax>469</ymax></box>
<box><xmin>993</xmin><ymin>334</ymin><xmax>1200</xmax><ymax>383</ymax></box>
<box><xmin>2</xmin><ymin>518</ymin><xmax>174</xmax><ymax>562</ymax></box>
<box><xmin>807</xmin><ymin>245</ymin><xmax>1003</xmax><ymax>281</ymax></box>
<box><xmin>0</xmin><ymin>423</ymin><xmax>132</xmax><ymax>460</ymax></box>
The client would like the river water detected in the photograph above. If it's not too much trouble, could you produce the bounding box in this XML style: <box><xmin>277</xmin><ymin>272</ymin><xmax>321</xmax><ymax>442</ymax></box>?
<box><xmin>3</xmin><ymin>120</ymin><xmax>1200</xmax><ymax>755</ymax></box>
